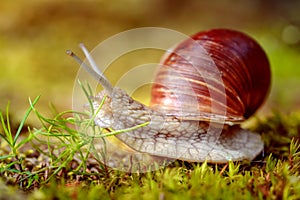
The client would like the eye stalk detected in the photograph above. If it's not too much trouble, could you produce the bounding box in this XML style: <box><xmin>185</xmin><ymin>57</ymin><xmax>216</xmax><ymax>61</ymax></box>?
<box><xmin>66</xmin><ymin>44</ymin><xmax>114</xmax><ymax>96</ymax></box>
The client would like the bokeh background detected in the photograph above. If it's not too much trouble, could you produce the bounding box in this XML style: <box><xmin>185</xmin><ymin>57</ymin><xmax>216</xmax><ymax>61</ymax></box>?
<box><xmin>0</xmin><ymin>0</ymin><xmax>300</xmax><ymax>125</ymax></box>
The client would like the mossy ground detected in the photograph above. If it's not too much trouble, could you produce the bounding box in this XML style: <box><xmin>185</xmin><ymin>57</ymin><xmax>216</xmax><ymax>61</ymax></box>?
<box><xmin>0</xmin><ymin>100</ymin><xmax>299</xmax><ymax>200</ymax></box>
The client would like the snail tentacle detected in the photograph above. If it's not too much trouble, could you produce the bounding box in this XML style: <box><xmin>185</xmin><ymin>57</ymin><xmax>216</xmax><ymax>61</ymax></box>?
<box><xmin>67</xmin><ymin>47</ymin><xmax>114</xmax><ymax>96</ymax></box>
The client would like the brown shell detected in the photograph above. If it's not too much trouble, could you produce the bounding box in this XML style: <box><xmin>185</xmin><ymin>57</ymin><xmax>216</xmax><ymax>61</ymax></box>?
<box><xmin>150</xmin><ymin>29</ymin><xmax>271</xmax><ymax>124</ymax></box>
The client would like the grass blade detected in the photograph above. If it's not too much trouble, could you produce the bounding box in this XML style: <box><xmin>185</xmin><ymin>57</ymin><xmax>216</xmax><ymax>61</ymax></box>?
<box><xmin>13</xmin><ymin>96</ymin><xmax>41</xmax><ymax>146</ymax></box>
<box><xmin>92</xmin><ymin>121</ymin><xmax>150</xmax><ymax>138</ymax></box>
<box><xmin>0</xmin><ymin>109</ymin><xmax>13</xmax><ymax>146</ymax></box>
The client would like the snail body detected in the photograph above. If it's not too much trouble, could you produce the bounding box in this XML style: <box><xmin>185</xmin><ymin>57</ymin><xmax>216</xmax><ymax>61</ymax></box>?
<box><xmin>69</xmin><ymin>29</ymin><xmax>271</xmax><ymax>163</ymax></box>
<box><xmin>93</xmin><ymin>87</ymin><xmax>263</xmax><ymax>162</ymax></box>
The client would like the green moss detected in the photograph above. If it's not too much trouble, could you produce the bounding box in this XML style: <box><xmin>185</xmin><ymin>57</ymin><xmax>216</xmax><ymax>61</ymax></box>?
<box><xmin>1</xmin><ymin>99</ymin><xmax>300</xmax><ymax>199</ymax></box>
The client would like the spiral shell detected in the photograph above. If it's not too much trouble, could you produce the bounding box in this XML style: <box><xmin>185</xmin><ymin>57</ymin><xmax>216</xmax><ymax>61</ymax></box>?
<box><xmin>150</xmin><ymin>29</ymin><xmax>271</xmax><ymax>124</ymax></box>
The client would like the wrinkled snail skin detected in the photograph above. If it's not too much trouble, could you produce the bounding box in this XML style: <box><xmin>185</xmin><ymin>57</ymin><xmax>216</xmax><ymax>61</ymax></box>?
<box><xmin>93</xmin><ymin>88</ymin><xmax>264</xmax><ymax>163</ymax></box>
<box><xmin>71</xmin><ymin>28</ymin><xmax>270</xmax><ymax>163</ymax></box>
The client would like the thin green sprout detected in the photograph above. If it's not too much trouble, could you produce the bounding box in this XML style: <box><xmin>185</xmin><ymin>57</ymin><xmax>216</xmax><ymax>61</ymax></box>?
<box><xmin>78</xmin><ymin>80</ymin><xmax>95</xmax><ymax>115</ymax></box>
<box><xmin>91</xmin><ymin>121</ymin><xmax>150</xmax><ymax>138</ymax></box>
<box><xmin>0</xmin><ymin>96</ymin><xmax>40</xmax><ymax>156</ymax></box>
<box><xmin>85</xmin><ymin>94</ymin><xmax>107</xmax><ymax>129</ymax></box>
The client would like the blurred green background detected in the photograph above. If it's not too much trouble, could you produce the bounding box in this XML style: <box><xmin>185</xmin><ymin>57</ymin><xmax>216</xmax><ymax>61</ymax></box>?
<box><xmin>0</xmin><ymin>0</ymin><xmax>300</xmax><ymax>125</ymax></box>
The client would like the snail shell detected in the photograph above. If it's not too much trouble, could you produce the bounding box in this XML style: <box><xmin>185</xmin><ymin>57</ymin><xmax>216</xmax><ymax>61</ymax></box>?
<box><xmin>69</xmin><ymin>29</ymin><xmax>270</xmax><ymax>163</ymax></box>
<box><xmin>151</xmin><ymin>29</ymin><xmax>271</xmax><ymax>124</ymax></box>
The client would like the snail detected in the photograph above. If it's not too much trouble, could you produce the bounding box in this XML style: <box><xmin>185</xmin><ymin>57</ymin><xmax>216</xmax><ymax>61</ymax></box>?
<box><xmin>68</xmin><ymin>28</ymin><xmax>271</xmax><ymax>163</ymax></box>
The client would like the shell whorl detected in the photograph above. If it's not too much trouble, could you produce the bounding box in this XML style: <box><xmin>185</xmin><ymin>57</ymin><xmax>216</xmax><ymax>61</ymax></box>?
<box><xmin>150</xmin><ymin>29</ymin><xmax>271</xmax><ymax>124</ymax></box>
